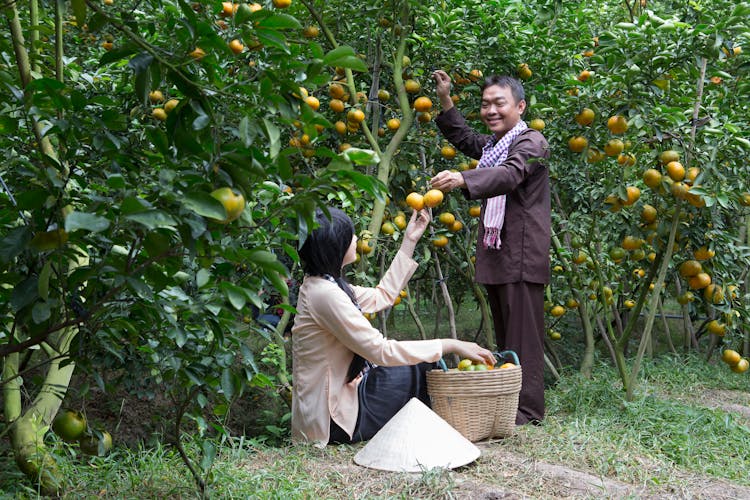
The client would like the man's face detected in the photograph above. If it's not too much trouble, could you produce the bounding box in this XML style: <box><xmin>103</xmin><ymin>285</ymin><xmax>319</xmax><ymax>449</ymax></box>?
<box><xmin>480</xmin><ymin>85</ymin><xmax>526</xmax><ymax>138</ymax></box>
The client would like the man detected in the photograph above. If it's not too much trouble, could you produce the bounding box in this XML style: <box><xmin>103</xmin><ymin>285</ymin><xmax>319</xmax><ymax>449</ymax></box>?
<box><xmin>430</xmin><ymin>70</ymin><xmax>550</xmax><ymax>425</ymax></box>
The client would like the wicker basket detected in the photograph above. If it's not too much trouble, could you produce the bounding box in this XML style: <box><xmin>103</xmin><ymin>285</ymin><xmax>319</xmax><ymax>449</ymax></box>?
<box><xmin>426</xmin><ymin>351</ymin><xmax>522</xmax><ymax>442</ymax></box>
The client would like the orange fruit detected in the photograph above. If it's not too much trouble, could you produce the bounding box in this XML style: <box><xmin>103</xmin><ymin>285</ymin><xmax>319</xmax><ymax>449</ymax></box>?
<box><xmin>617</xmin><ymin>153</ymin><xmax>636</xmax><ymax>166</ymax></box>
<box><xmin>413</xmin><ymin>96</ymin><xmax>433</xmax><ymax>112</ymax></box>
<box><xmin>450</xmin><ymin>220</ymin><xmax>463</xmax><ymax>232</ymax></box>
<box><xmin>329</xmin><ymin>83</ymin><xmax>345</xmax><ymax>99</ymax></box>
<box><xmin>659</xmin><ymin>150</ymin><xmax>680</xmax><ymax>165</ymax></box>
<box><xmin>334</xmin><ymin>121</ymin><xmax>347</xmax><ymax>135</ymax></box>
<box><xmin>706</xmin><ymin>320</ymin><xmax>726</xmax><ymax>336</ymax></box>
<box><xmin>164</xmin><ymin>99</ymin><xmax>179</xmax><ymax>113</ymax></box>
<box><xmin>643</xmin><ymin>168</ymin><xmax>663</xmax><ymax>189</ymax></box>
<box><xmin>418</xmin><ymin>112</ymin><xmax>432</xmax><ymax>123</ymax></box>
<box><xmin>378</xmin><ymin>89</ymin><xmax>391</xmax><ymax>102</ymax></box>
<box><xmin>423</xmin><ymin>189</ymin><xmax>444</xmax><ymax>208</ymax></box>
<box><xmin>498</xmin><ymin>362</ymin><xmax>515</xmax><ymax>369</ymax></box>
<box><xmin>730</xmin><ymin>358</ymin><xmax>749</xmax><ymax>374</ymax></box>
<box><xmin>469</xmin><ymin>69</ymin><xmax>483</xmax><ymax>82</ymax></box>
<box><xmin>549</xmin><ymin>331</ymin><xmax>562</xmax><ymax>340</ymax></box>
<box><xmin>575</xmin><ymin>108</ymin><xmax>595</xmax><ymax>126</ymax></box>
<box><xmin>404</xmin><ymin>79</ymin><xmax>421</xmax><ymax>94</ymax></box>
<box><xmin>438</xmin><ymin>212</ymin><xmax>456</xmax><ymax>226</ymax></box>
<box><xmin>577</xmin><ymin>69</ymin><xmax>592</xmax><ymax>82</ymax></box>
<box><xmin>704</xmin><ymin>284</ymin><xmax>724</xmax><ymax>304</ymax></box>
<box><xmin>688</xmin><ymin>272</ymin><xmax>711</xmax><ymax>290</ymax></box>
<box><xmin>722</xmin><ymin>349</ymin><xmax>742</xmax><ymax>366</ymax></box>
<box><xmin>393</xmin><ymin>214</ymin><xmax>407</xmax><ymax>230</ymax></box>
<box><xmin>572</xmin><ymin>251</ymin><xmax>588</xmax><ymax>265</ymax></box>
<box><xmin>329</xmin><ymin>99</ymin><xmax>345</xmax><ymax>113</ymax></box>
<box><xmin>189</xmin><ymin>47</ymin><xmax>206</xmax><ymax>59</ymax></box>
<box><xmin>678</xmin><ymin>260</ymin><xmax>702</xmax><ymax>277</ymax></box>
<box><xmin>228</xmin><ymin>39</ymin><xmax>244</xmax><ymax>54</ymax></box>
<box><xmin>670</xmin><ymin>182</ymin><xmax>689</xmax><ymax>199</ymax></box>
<box><xmin>386</xmin><ymin>118</ymin><xmax>400</xmax><ymax>131</ymax></box>
<box><xmin>550</xmin><ymin>305</ymin><xmax>565</xmax><ymax>317</ymax></box>
<box><xmin>607</xmin><ymin>115</ymin><xmax>628</xmax><ymax>134</ymax></box>
<box><xmin>302</xmin><ymin>25</ymin><xmax>320</xmax><ymax>38</ymax></box>
<box><xmin>148</xmin><ymin>90</ymin><xmax>164</xmax><ymax>103</ymax></box>
<box><xmin>622</xmin><ymin>186</ymin><xmax>640</xmax><ymax>206</ymax></box>
<box><xmin>52</xmin><ymin>410</ymin><xmax>87</xmax><ymax>442</ymax></box>
<box><xmin>587</xmin><ymin>147</ymin><xmax>605</xmax><ymax>163</ymax></box>
<box><xmin>305</xmin><ymin>96</ymin><xmax>320</xmax><ymax>111</ymax></box>
<box><xmin>677</xmin><ymin>291</ymin><xmax>694</xmax><ymax>305</ymax></box>
<box><xmin>604</xmin><ymin>139</ymin><xmax>624</xmax><ymax>157</ymax></box>
<box><xmin>609</xmin><ymin>246</ymin><xmax>626</xmax><ymax>262</ymax></box>
<box><xmin>440</xmin><ymin>145</ymin><xmax>456</xmax><ymax>160</ymax></box>
<box><xmin>347</xmin><ymin>108</ymin><xmax>365</xmax><ymax>123</ymax></box>
<box><xmin>624</xmin><ymin>299</ymin><xmax>636</xmax><ymax>309</ymax></box>
<box><xmin>685</xmin><ymin>167</ymin><xmax>700</xmax><ymax>184</ymax></box>
<box><xmin>517</xmin><ymin>63</ymin><xmax>532</xmax><ymax>80</ymax></box>
<box><xmin>469</xmin><ymin>205</ymin><xmax>481</xmax><ymax>217</ymax></box>
<box><xmin>432</xmin><ymin>235</ymin><xmax>449</xmax><ymax>247</ymax></box>
<box><xmin>272</xmin><ymin>0</ymin><xmax>291</xmax><ymax>7</ymax></box>
<box><xmin>739</xmin><ymin>192</ymin><xmax>750</xmax><ymax>206</ymax></box>
<box><xmin>221</xmin><ymin>2</ymin><xmax>238</xmax><ymax>17</ymax></box>
<box><xmin>150</xmin><ymin>107</ymin><xmax>168</xmax><ymax>121</ymax></box>
<box><xmin>621</xmin><ymin>236</ymin><xmax>643</xmax><ymax>250</ymax></box>
<box><xmin>529</xmin><ymin>119</ymin><xmax>545</xmax><ymax>131</ymax></box>
<box><xmin>356</xmin><ymin>239</ymin><xmax>373</xmax><ymax>255</ymax></box>
<box><xmin>693</xmin><ymin>246</ymin><xmax>715</xmax><ymax>261</ymax></box>
<box><xmin>566</xmin><ymin>298</ymin><xmax>579</xmax><ymax>309</ymax></box>
<box><xmin>405</xmin><ymin>192</ymin><xmax>424</xmax><ymax>210</ymax></box>
<box><xmin>381</xmin><ymin>222</ymin><xmax>395</xmax><ymax>235</ymax></box>
<box><xmin>666</xmin><ymin>161</ymin><xmax>685</xmax><ymax>181</ymax></box>
<box><xmin>568</xmin><ymin>136</ymin><xmax>588</xmax><ymax>153</ymax></box>
<box><xmin>641</xmin><ymin>204</ymin><xmax>657</xmax><ymax>223</ymax></box>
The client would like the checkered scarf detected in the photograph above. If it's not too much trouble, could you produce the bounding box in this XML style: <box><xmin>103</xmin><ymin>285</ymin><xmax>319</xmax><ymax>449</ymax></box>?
<box><xmin>477</xmin><ymin>120</ymin><xmax>528</xmax><ymax>249</ymax></box>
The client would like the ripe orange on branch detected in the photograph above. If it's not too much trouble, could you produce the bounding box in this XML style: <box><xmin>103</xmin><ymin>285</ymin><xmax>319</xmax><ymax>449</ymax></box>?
<box><xmin>440</xmin><ymin>145</ymin><xmax>456</xmax><ymax>160</ymax></box>
<box><xmin>643</xmin><ymin>168</ymin><xmax>663</xmax><ymax>189</ymax></box>
<box><xmin>423</xmin><ymin>189</ymin><xmax>444</xmax><ymax>208</ymax></box>
<box><xmin>568</xmin><ymin>136</ymin><xmax>588</xmax><ymax>153</ymax></box>
<box><xmin>607</xmin><ymin>115</ymin><xmax>628</xmax><ymax>134</ymax></box>
<box><xmin>405</xmin><ymin>192</ymin><xmax>424</xmax><ymax>210</ymax></box>
<box><xmin>575</xmin><ymin>108</ymin><xmax>595</xmax><ymax>126</ymax></box>
<box><xmin>413</xmin><ymin>96</ymin><xmax>433</xmax><ymax>112</ymax></box>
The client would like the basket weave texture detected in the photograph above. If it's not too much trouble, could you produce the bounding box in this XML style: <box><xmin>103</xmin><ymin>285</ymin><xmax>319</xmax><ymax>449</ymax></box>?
<box><xmin>426</xmin><ymin>366</ymin><xmax>522</xmax><ymax>442</ymax></box>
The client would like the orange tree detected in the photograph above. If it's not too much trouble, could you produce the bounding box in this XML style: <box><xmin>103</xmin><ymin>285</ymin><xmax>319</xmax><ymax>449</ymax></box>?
<box><xmin>298</xmin><ymin>0</ymin><xmax>750</xmax><ymax>393</ymax></box>
<box><xmin>0</xmin><ymin>0</ymin><xmax>383</xmax><ymax>493</ymax></box>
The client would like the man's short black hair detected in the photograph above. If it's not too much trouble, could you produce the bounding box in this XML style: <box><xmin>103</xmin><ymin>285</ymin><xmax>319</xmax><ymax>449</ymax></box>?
<box><xmin>481</xmin><ymin>75</ymin><xmax>525</xmax><ymax>104</ymax></box>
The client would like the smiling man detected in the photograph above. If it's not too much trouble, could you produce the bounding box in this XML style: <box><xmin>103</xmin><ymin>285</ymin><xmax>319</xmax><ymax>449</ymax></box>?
<box><xmin>430</xmin><ymin>70</ymin><xmax>551</xmax><ymax>426</ymax></box>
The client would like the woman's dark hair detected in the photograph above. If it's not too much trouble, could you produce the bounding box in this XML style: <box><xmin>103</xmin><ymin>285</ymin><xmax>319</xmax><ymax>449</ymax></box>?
<box><xmin>298</xmin><ymin>207</ymin><xmax>368</xmax><ymax>381</ymax></box>
<box><xmin>481</xmin><ymin>75</ymin><xmax>525</xmax><ymax>105</ymax></box>
<box><xmin>298</xmin><ymin>207</ymin><xmax>354</xmax><ymax>279</ymax></box>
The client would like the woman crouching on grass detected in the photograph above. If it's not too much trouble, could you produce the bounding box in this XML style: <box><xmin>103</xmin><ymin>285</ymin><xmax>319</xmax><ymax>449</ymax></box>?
<box><xmin>291</xmin><ymin>206</ymin><xmax>495</xmax><ymax>446</ymax></box>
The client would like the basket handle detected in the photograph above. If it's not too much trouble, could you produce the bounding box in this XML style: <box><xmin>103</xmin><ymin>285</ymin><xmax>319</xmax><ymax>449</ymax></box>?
<box><xmin>437</xmin><ymin>358</ymin><xmax>448</xmax><ymax>372</ymax></box>
<box><xmin>494</xmin><ymin>350</ymin><xmax>520</xmax><ymax>366</ymax></box>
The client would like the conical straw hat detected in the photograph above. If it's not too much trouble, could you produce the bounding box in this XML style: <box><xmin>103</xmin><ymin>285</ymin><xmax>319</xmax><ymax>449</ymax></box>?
<box><xmin>353</xmin><ymin>398</ymin><xmax>480</xmax><ymax>472</ymax></box>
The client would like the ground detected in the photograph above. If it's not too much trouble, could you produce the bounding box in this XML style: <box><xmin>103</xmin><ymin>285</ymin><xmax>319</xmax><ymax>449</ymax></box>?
<box><xmin>237</xmin><ymin>388</ymin><xmax>750</xmax><ymax>499</ymax></box>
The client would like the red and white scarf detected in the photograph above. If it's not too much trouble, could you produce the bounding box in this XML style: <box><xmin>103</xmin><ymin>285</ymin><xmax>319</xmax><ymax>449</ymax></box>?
<box><xmin>477</xmin><ymin>120</ymin><xmax>528</xmax><ymax>249</ymax></box>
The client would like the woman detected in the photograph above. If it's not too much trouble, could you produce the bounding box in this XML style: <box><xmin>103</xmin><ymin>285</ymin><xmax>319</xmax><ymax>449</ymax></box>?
<box><xmin>292</xmin><ymin>206</ymin><xmax>495</xmax><ymax>446</ymax></box>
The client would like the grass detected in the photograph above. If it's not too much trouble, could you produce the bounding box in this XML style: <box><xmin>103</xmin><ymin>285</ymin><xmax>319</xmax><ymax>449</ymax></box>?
<box><xmin>2</xmin><ymin>353</ymin><xmax>749</xmax><ymax>498</ymax></box>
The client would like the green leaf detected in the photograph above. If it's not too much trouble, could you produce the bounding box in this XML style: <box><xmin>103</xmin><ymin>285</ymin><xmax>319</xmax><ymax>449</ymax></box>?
<box><xmin>11</xmin><ymin>276</ymin><xmax>38</xmax><ymax>312</ymax></box>
<box><xmin>65</xmin><ymin>211</ymin><xmax>111</xmax><ymax>233</ymax></box>
<box><xmin>38</xmin><ymin>260</ymin><xmax>52</xmax><ymax>301</ymax></box>
<box><xmin>197</xmin><ymin>268</ymin><xmax>211</xmax><ymax>288</ymax></box>
<box><xmin>220</xmin><ymin>368</ymin><xmax>236</xmax><ymax>401</ymax></box>
<box><xmin>71</xmin><ymin>0</ymin><xmax>87</xmax><ymax>27</ymax></box>
<box><xmin>183</xmin><ymin>192</ymin><xmax>227</xmax><ymax>220</ymax></box>
<box><xmin>257</xmin><ymin>13</ymin><xmax>302</xmax><ymax>30</ymax></box>
<box><xmin>263</xmin><ymin>118</ymin><xmax>281</xmax><ymax>159</ymax></box>
<box><xmin>222</xmin><ymin>282</ymin><xmax>247</xmax><ymax>310</ymax></box>
<box><xmin>124</xmin><ymin>210</ymin><xmax>177</xmax><ymax>230</ymax></box>
<box><xmin>267</xmin><ymin>271</ymin><xmax>289</xmax><ymax>297</ymax></box>
<box><xmin>0</xmin><ymin>227</ymin><xmax>32</xmax><ymax>264</ymax></box>
<box><xmin>322</xmin><ymin>46</ymin><xmax>368</xmax><ymax>72</ymax></box>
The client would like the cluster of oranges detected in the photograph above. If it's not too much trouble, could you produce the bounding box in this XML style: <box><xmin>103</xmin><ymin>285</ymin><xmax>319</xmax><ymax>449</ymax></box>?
<box><xmin>148</xmin><ymin>90</ymin><xmax>179</xmax><ymax>122</ymax></box>
<box><xmin>721</xmin><ymin>349</ymin><xmax>749</xmax><ymax>374</ymax></box>
<box><xmin>456</xmin><ymin>359</ymin><xmax>515</xmax><ymax>371</ymax></box>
